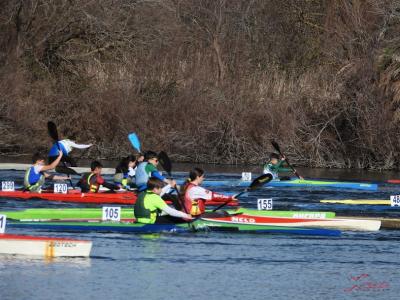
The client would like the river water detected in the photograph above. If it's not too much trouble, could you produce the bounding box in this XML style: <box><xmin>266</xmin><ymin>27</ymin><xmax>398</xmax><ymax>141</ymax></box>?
<box><xmin>0</xmin><ymin>167</ymin><xmax>400</xmax><ymax>300</ymax></box>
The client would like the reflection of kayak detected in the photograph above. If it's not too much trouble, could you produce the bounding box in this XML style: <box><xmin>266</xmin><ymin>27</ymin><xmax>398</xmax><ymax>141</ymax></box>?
<box><xmin>0</xmin><ymin>190</ymin><xmax>238</xmax><ymax>206</ymax></box>
<box><xmin>7</xmin><ymin>218</ymin><xmax>341</xmax><ymax>237</ymax></box>
<box><xmin>0</xmin><ymin>233</ymin><xmax>92</xmax><ymax>257</ymax></box>
<box><xmin>188</xmin><ymin>178</ymin><xmax>378</xmax><ymax>191</ymax></box>
<box><xmin>1</xmin><ymin>207</ymin><xmax>336</xmax><ymax>221</ymax></box>
<box><xmin>321</xmin><ymin>200</ymin><xmax>391</xmax><ymax>205</ymax></box>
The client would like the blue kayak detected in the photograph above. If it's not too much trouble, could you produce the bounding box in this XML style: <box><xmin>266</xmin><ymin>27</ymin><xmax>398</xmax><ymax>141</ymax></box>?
<box><xmin>7</xmin><ymin>219</ymin><xmax>341</xmax><ymax>237</ymax></box>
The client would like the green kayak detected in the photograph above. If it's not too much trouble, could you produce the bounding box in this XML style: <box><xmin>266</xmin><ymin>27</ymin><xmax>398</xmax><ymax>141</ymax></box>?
<box><xmin>1</xmin><ymin>207</ymin><xmax>336</xmax><ymax>221</ymax></box>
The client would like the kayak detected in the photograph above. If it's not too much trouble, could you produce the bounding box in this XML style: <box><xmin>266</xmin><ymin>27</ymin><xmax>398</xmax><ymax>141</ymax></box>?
<box><xmin>1</xmin><ymin>207</ymin><xmax>336</xmax><ymax>221</ymax></box>
<box><xmin>5</xmin><ymin>208</ymin><xmax>376</xmax><ymax>231</ymax></box>
<box><xmin>189</xmin><ymin>178</ymin><xmax>378</xmax><ymax>191</ymax></box>
<box><xmin>7</xmin><ymin>219</ymin><xmax>341</xmax><ymax>237</ymax></box>
<box><xmin>202</xmin><ymin>214</ymin><xmax>380</xmax><ymax>231</ymax></box>
<box><xmin>0</xmin><ymin>190</ymin><xmax>238</xmax><ymax>207</ymax></box>
<box><xmin>321</xmin><ymin>200</ymin><xmax>391</xmax><ymax>205</ymax></box>
<box><xmin>387</xmin><ymin>179</ymin><xmax>400</xmax><ymax>184</ymax></box>
<box><xmin>0</xmin><ymin>233</ymin><xmax>92</xmax><ymax>257</ymax></box>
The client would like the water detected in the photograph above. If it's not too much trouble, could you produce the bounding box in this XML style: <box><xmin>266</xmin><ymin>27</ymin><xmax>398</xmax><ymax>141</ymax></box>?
<box><xmin>1</xmin><ymin>168</ymin><xmax>400</xmax><ymax>300</ymax></box>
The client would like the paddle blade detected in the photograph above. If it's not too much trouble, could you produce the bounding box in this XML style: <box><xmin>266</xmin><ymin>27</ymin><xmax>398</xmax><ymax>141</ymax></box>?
<box><xmin>249</xmin><ymin>173</ymin><xmax>273</xmax><ymax>190</ymax></box>
<box><xmin>47</xmin><ymin>121</ymin><xmax>59</xmax><ymax>141</ymax></box>
<box><xmin>271</xmin><ymin>140</ymin><xmax>281</xmax><ymax>154</ymax></box>
<box><xmin>158</xmin><ymin>151</ymin><xmax>172</xmax><ymax>177</ymax></box>
<box><xmin>128</xmin><ymin>133</ymin><xmax>141</xmax><ymax>153</ymax></box>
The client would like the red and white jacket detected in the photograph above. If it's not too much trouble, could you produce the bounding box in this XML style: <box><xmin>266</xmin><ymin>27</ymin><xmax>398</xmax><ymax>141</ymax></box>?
<box><xmin>183</xmin><ymin>183</ymin><xmax>233</xmax><ymax>216</ymax></box>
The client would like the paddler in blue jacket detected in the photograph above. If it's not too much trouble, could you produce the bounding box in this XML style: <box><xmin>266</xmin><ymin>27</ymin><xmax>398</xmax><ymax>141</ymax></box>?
<box><xmin>135</xmin><ymin>151</ymin><xmax>176</xmax><ymax>193</ymax></box>
<box><xmin>48</xmin><ymin>139</ymin><xmax>92</xmax><ymax>167</ymax></box>
<box><xmin>263</xmin><ymin>153</ymin><xmax>303</xmax><ymax>180</ymax></box>
<box><xmin>24</xmin><ymin>151</ymin><xmax>70</xmax><ymax>192</ymax></box>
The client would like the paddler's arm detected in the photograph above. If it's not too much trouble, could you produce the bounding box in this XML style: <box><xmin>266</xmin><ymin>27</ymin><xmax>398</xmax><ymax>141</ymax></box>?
<box><xmin>162</xmin><ymin>206</ymin><xmax>192</xmax><ymax>219</ymax></box>
<box><xmin>96</xmin><ymin>175</ymin><xmax>120</xmax><ymax>191</ymax></box>
<box><xmin>156</xmin><ymin>198</ymin><xmax>192</xmax><ymax>219</ymax></box>
<box><xmin>189</xmin><ymin>186</ymin><xmax>237</xmax><ymax>202</ymax></box>
<box><xmin>45</xmin><ymin>173</ymin><xmax>70</xmax><ymax>181</ymax></box>
<box><xmin>279</xmin><ymin>156</ymin><xmax>304</xmax><ymax>180</ymax></box>
<box><xmin>150</xmin><ymin>170</ymin><xmax>177</xmax><ymax>188</ymax></box>
<box><xmin>41</xmin><ymin>151</ymin><xmax>63</xmax><ymax>172</ymax></box>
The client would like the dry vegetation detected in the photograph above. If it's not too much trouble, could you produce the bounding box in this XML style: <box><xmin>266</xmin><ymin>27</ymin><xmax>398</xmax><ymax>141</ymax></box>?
<box><xmin>1</xmin><ymin>0</ymin><xmax>400</xmax><ymax>169</ymax></box>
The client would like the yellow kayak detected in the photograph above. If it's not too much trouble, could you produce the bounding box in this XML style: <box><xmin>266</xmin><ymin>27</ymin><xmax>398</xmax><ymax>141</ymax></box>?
<box><xmin>320</xmin><ymin>200</ymin><xmax>391</xmax><ymax>205</ymax></box>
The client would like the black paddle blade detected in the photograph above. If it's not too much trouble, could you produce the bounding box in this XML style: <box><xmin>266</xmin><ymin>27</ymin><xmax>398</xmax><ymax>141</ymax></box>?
<box><xmin>158</xmin><ymin>151</ymin><xmax>172</xmax><ymax>177</ymax></box>
<box><xmin>271</xmin><ymin>140</ymin><xmax>281</xmax><ymax>154</ymax></box>
<box><xmin>56</xmin><ymin>166</ymin><xmax>80</xmax><ymax>176</ymax></box>
<box><xmin>47</xmin><ymin>121</ymin><xmax>59</xmax><ymax>141</ymax></box>
<box><xmin>249</xmin><ymin>173</ymin><xmax>273</xmax><ymax>190</ymax></box>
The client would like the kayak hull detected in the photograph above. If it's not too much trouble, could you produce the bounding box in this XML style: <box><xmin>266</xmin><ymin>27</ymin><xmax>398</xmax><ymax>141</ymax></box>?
<box><xmin>0</xmin><ymin>234</ymin><xmax>92</xmax><ymax>257</ymax></box>
<box><xmin>1</xmin><ymin>208</ymin><xmax>336</xmax><ymax>221</ymax></box>
<box><xmin>321</xmin><ymin>200</ymin><xmax>391</xmax><ymax>205</ymax></box>
<box><xmin>203</xmin><ymin>214</ymin><xmax>380</xmax><ymax>231</ymax></box>
<box><xmin>7</xmin><ymin>219</ymin><xmax>340</xmax><ymax>236</ymax></box>
<box><xmin>0</xmin><ymin>190</ymin><xmax>237</xmax><ymax>206</ymax></box>
<box><xmin>190</xmin><ymin>178</ymin><xmax>378</xmax><ymax>191</ymax></box>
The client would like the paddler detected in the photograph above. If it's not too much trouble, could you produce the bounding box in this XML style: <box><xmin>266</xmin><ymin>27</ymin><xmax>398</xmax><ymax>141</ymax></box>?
<box><xmin>77</xmin><ymin>161</ymin><xmax>119</xmax><ymax>192</ymax></box>
<box><xmin>24</xmin><ymin>151</ymin><xmax>70</xmax><ymax>192</ymax></box>
<box><xmin>114</xmin><ymin>153</ymin><xmax>145</xmax><ymax>189</ymax></box>
<box><xmin>263</xmin><ymin>153</ymin><xmax>303</xmax><ymax>180</ymax></box>
<box><xmin>135</xmin><ymin>151</ymin><xmax>176</xmax><ymax>194</ymax></box>
<box><xmin>134</xmin><ymin>177</ymin><xmax>192</xmax><ymax>224</ymax></box>
<box><xmin>114</xmin><ymin>155</ymin><xmax>136</xmax><ymax>189</ymax></box>
<box><xmin>181</xmin><ymin>168</ymin><xmax>237</xmax><ymax>217</ymax></box>
<box><xmin>48</xmin><ymin>139</ymin><xmax>92</xmax><ymax>167</ymax></box>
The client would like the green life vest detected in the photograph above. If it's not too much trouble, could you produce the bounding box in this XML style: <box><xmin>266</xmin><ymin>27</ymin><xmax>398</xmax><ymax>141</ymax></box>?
<box><xmin>134</xmin><ymin>191</ymin><xmax>166</xmax><ymax>224</ymax></box>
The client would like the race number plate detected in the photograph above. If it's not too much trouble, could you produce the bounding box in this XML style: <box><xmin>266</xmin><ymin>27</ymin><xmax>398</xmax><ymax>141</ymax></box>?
<box><xmin>257</xmin><ymin>198</ymin><xmax>273</xmax><ymax>210</ymax></box>
<box><xmin>0</xmin><ymin>215</ymin><xmax>6</xmax><ymax>233</ymax></box>
<box><xmin>390</xmin><ymin>195</ymin><xmax>400</xmax><ymax>207</ymax></box>
<box><xmin>54</xmin><ymin>183</ymin><xmax>68</xmax><ymax>194</ymax></box>
<box><xmin>102</xmin><ymin>207</ymin><xmax>121</xmax><ymax>221</ymax></box>
<box><xmin>1</xmin><ymin>181</ymin><xmax>15</xmax><ymax>191</ymax></box>
<box><xmin>241</xmin><ymin>172</ymin><xmax>252</xmax><ymax>181</ymax></box>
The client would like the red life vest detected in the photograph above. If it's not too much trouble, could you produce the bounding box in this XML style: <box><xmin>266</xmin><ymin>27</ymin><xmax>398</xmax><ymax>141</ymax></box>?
<box><xmin>184</xmin><ymin>183</ymin><xmax>206</xmax><ymax>216</ymax></box>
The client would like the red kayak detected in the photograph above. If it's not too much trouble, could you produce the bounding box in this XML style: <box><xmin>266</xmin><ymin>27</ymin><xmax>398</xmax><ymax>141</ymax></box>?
<box><xmin>0</xmin><ymin>190</ymin><xmax>238</xmax><ymax>206</ymax></box>
<box><xmin>387</xmin><ymin>179</ymin><xmax>400</xmax><ymax>184</ymax></box>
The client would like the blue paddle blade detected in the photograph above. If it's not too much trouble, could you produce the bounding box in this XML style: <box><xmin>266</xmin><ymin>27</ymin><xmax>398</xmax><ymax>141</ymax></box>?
<box><xmin>128</xmin><ymin>133</ymin><xmax>141</xmax><ymax>152</ymax></box>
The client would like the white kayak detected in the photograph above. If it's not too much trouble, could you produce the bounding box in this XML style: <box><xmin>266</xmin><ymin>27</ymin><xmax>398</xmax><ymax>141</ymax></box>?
<box><xmin>0</xmin><ymin>234</ymin><xmax>92</xmax><ymax>257</ymax></box>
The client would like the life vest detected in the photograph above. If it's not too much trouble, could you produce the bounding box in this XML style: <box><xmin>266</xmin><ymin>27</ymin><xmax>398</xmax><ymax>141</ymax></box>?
<box><xmin>24</xmin><ymin>166</ymin><xmax>45</xmax><ymax>191</ymax></box>
<box><xmin>184</xmin><ymin>183</ymin><xmax>206</xmax><ymax>216</ymax></box>
<box><xmin>134</xmin><ymin>191</ymin><xmax>162</xmax><ymax>224</ymax></box>
<box><xmin>80</xmin><ymin>173</ymin><xmax>100</xmax><ymax>193</ymax></box>
<box><xmin>114</xmin><ymin>173</ymin><xmax>130</xmax><ymax>188</ymax></box>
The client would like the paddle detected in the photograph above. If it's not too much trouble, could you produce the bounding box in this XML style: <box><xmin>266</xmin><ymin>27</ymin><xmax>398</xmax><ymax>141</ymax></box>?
<box><xmin>157</xmin><ymin>151</ymin><xmax>191</xmax><ymax>214</ymax></box>
<box><xmin>271</xmin><ymin>141</ymin><xmax>302</xmax><ymax>179</ymax></box>
<box><xmin>47</xmin><ymin>121</ymin><xmax>75</xmax><ymax>188</ymax></box>
<box><xmin>55</xmin><ymin>166</ymin><xmax>81</xmax><ymax>176</ymax></box>
<box><xmin>211</xmin><ymin>173</ymin><xmax>273</xmax><ymax>212</ymax></box>
<box><xmin>128</xmin><ymin>133</ymin><xmax>141</xmax><ymax>153</ymax></box>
